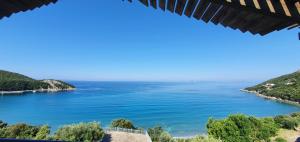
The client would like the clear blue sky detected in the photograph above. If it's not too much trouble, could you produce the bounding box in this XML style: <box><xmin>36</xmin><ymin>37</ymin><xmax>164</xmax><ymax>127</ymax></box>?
<box><xmin>0</xmin><ymin>0</ymin><xmax>299</xmax><ymax>81</ymax></box>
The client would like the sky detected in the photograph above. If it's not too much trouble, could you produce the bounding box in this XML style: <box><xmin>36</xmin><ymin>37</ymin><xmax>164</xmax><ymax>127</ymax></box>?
<box><xmin>0</xmin><ymin>0</ymin><xmax>299</xmax><ymax>82</ymax></box>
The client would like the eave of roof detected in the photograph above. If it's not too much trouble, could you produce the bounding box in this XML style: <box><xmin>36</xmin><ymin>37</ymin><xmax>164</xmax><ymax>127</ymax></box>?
<box><xmin>0</xmin><ymin>0</ymin><xmax>58</xmax><ymax>20</ymax></box>
<box><xmin>128</xmin><ymin>0</ymin><xmax>300</xmax><ymax>35</ymax></box>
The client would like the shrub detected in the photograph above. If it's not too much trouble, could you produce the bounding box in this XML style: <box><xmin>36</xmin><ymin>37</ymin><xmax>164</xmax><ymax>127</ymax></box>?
<box><xmin>189</xmin><ymin>136</ymin><xmax>207</xmax><ymax>142</ymax></box>
<box><xmin>274</xmin><ymin>137</ymin><xmax>287</xmax><ymax>142</ymax></box>
<box><xmin>1</xmin><ymin>123</ymin><xmax>41</xmax><ymax>139</ymax></box>
<box><xmin>35</xmin><ymin>125</ymin><xmax>50</xmax><ymax>140</ymax></box>
<box><xmin>207</xmin><ymin>114</ymin><xmax>278</xmax><ymax>142</ymax></box>
<box><xmin>147</xmin><ymin>126</ymin><xmax>164</xmax><ymax>142</ymax></box>
<box><xmin>174</xmin><ymin>135</ymin><xmax>221</xmax><ymax>142</ymax></box>
<box><xmin>159</xmin><ymin>132</ymin><xmax>174</xmax><ymax>142</ymax></box>
<box><xmin>110</xmin><ymin>118</ymin><xmax>135</xmax><ymax>129</ymax></box>
<box><xmin>274</xmin><ymin>115</ymin><xmax>298</xmax><ymax>130</ymax></box>
<box><xmin>0</xmin><ymin>121</ymin><xmax>7</xmax><ymax>128</ymax></box>
<box><xmin>290</xmin><ymin>112</ymin><xmax>300</xmax><ymax>118</ymax></box>
<box><xmin>55</xmin><ymin>122</ymin><xmax>104</xmax><ymax>142</ymax></box>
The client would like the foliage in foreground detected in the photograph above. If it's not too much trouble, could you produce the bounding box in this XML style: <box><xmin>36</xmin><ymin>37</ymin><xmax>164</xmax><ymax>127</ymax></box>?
<box><xmin>147</xmin><ymin>126</ymin><xmax>220</xmax><ymax>142</ymax></box>
<box><xmin>0</xmin><ymin>122</ymin><xmax>50</xmax><ymax>140</ymax></box>
<box><xmin>54</xmin><ymin>122</ymin><xmax>105</xmax><ymax>142</ymax></box>
<box><xmin>110</xmin><ymin>118</ymin><xmax>136</xmax><ymax>129</ymax></box>
<box><xmin>274</xmin><ymin>115</ymin><xmax>298</xmax><ymax>130</ymax></box>
<box><xmin>1</xmin><ymin>113</ymin><xmax>300</xmax><ymax>142</ymax></box>
<box><xmin>0</xmin><ymin>121</ymin><xmax>105</xmax><ymax>142</ymax></box>
<box><xmin>174</xmin><ymin>135</ymin><xmax>221</xmax><ymax>142</ymax></box>
<box><xmin>207</xmin><ymin>114</ymin><xmax>278</xmax><ymax>142</ymax></box>
<box><xmin>274</xmin><ymin>137</ymin><xmax>288</xmax><ymax>142</ymax></box>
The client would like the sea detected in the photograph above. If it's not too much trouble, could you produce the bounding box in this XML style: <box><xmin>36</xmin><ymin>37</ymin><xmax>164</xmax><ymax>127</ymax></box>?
<box><xmin>0</xmin><ymin>81</ymin><xmax>299</xmax><ymax>137</ymax></box>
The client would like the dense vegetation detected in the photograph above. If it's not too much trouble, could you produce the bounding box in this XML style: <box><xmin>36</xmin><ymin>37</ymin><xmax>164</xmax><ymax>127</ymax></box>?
<box><xmin>245</xmin><ymin>71</ymin><xmax>300</xmax><ymax>103</ymax></box>
<box><xmin>147</xmin><ymin>126</ymin><xmax>220</xmax><ymax>142</ymax></box>
<box><xmin>54</xmin><ymin>122</ymin><xmax>105</xmax><ymax>142</ymax></box>
<box><xmin>207</xmin><ymin>114</ymin><xmax>278</xmax><ymax>142</ymax></box>
<box><xmin>274</xmin><ymin>137</ymin><xmax>287</xmax><ymax>142</ymax></box>
<box><xmin>1</xmin><ymin>113</ymin><xmax>300</xmax><ymax>142</ymax></box>
<box><xmin>0</xmin><ymin>70</ymin><xmax>74</xmax><ymax>91</ymax></box>
<box><xmin>0</xmin><ymin>121</ymin><xmax>50</xmax><ymax>140</ymax></box>
<box><xmin>206</xmin><ymin>113</ymin><xmax>300</xmax><ymax>142</ymax></box>
<box><xmin>0</xmin><ymin>121</ymin><xmax>104</xmax><ymax>142</ymax></box>
<box><xmin>110</xmin><ymin>118</ymin><xmax>136</xmax><ymax>129</ymax></box>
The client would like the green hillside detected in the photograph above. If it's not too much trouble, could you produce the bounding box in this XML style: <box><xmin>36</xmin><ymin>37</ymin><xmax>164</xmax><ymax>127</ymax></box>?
<box><xmin>0</xmin><ymin>70</ymin><xmax>75</xmax><ymax>92</ymax></box>
<box><xmin>0</xmin><ymin>70</ymin><xmax>34</xmax><ymax>81</ymax></box>
<box><xmin>245</xmin><ymin>71</ymin><xmax>300</xmax><ymax>103</ymax></box>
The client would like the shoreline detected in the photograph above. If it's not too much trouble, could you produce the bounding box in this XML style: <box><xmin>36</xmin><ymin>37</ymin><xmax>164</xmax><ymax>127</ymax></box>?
<box><xmin>0</xmin><ymin>88</ymin><xmax>75</xmax><ymax>95</ymax></box>
<box><xmin>240</xmin><ymin>89</ymin><xmax>300</xmax><ymax>106</ymax></box>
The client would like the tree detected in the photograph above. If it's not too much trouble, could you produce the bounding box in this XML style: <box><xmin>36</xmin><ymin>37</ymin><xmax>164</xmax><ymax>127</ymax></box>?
<box><xmin>110</xmin><ymin>118</ymin><xmax>135</xmax><ymax>129</ymax></box>
<box><xmin>207</xmin><ymin>114</ymin><xmax>278</xmax><ymax>142</ymax></box>
<box><xmin>274</xmin><ymin>115</ymin><xmax>298</xmax><ymax>130</ymax></box>
<box><xmin>0</xmin><ymin>121</ymin><xmax>7</xmax><ymax>128</ymax></box>
<box><xmin>35</xmin><ymin>125</ymin><xmax>50</xmax><ymax>140</ymax></box>
<box><xmin>2</xmin><ymin>123</ymin><xmax>40</xmax><ymax>139</ymax></box>
<box><xmin>147</xmin><ymin>126</ymin><xmax>164</xmax><ymax>142</ymax></box>
<box><xmin>55</xmin><ymin>122</ymin><xmax>104</xmax><ymax>142</ymax></box>
<box><xmin>159</xmin><ymin>132</ymin><xmax>173</xmax><ymax>142</ymax></box>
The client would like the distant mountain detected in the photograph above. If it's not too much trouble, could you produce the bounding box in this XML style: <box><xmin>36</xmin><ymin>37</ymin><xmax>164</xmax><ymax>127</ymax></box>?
<box><xmin>244</xmin><ymin>71</ymin><xmax>300</xmax><ymax>103</ymax></box>
<box><xmin>0</xmin><ymin>70</ymin><xmax>75</xmax><ymax>93</ymax></box>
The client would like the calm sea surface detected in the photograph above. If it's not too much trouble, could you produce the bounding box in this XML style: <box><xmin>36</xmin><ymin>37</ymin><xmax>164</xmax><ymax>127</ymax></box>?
<box><xmin>0</xmin><ymin>81</ymin><xmax>300</xmax><ymax>136</ymax></box>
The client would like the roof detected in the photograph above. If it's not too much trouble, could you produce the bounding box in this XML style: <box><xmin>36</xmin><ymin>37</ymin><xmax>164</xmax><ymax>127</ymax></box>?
<box><xmin>0</xmin><ymin>0</ymin><xmax>57</xmax><ymax>20</ymax></box>
<box><xmin>128</xmin><ymin>0</ymin><xmax>300</xmax><ymax>35</ymax></box>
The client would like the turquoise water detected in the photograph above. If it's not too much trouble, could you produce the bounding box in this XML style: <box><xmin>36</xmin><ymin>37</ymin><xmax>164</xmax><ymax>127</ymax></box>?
<box><xmin>0</xmin><ymin>81</ymin><xmax>300</xmax><ymax>136</ymax></box>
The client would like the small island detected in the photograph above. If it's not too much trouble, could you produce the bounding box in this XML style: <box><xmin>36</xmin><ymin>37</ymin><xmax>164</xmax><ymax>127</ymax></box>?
<box><xmin>0</xmin><ymin>70</ymin><xmax>75</xmax><ymax>94</ymax></box>
<box><xmin>243</xmin><ymin>70</ymin><xmax>300</xmax><ymax>104</ymax></box>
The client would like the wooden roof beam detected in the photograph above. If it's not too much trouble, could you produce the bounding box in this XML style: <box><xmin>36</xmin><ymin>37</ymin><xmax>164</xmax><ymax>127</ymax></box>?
<box><xmin>0</xmin><ymin>0</ymin><xmax>57</xmax><ymax>19</ymax></box>
<box><xmin>211</xmin><ymin>0</ymin><xmax>300</xmax><ymax>23</ymax></box>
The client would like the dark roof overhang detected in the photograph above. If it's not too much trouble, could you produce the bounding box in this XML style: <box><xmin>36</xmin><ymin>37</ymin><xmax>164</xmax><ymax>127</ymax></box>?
<box><xmin>0</xmin><ymin>0</ymin><xmax>57</xmax><ymax>20</ymax></box>
<box><xmin>127</xmin><ymin>0</ymin><xmax>300</xmax><ymax>35</ymax></box>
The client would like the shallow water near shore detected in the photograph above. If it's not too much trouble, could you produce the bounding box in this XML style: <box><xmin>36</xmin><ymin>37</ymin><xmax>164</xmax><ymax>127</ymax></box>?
<box><xmin>0</xmin><ymin>81</ymin><xmax>300</xmax><ymax>137</ymax></box>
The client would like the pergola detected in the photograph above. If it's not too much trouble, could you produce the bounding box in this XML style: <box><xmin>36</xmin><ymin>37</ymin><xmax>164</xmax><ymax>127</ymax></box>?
<box><xmin>128</xmin><ymin>0</ymin><xmax>300</xmax><ymax>35</ymax></box>
<box><xmin>0</xmin><ymin>0</ymin><xmax>299</xmax><ymax>36</ymax></box>
<box><xmin>0</xmin><ymin>0</ymin><xmax>57</xmax><ymax>19</ymax></box>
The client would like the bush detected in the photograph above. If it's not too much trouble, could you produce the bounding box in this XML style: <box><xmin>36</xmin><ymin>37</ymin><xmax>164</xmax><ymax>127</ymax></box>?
<box><xmin>290</xmin><ymin>112</ymin><xmax>300</xmax><ymax>118</ymax></box>
<box><xmin>0</xmin><ymin>123</ymin><xmax>42</xmax><ymax>139</ymax></box>
<box><xmin>274</xmin><ymin>137</ymin><xmax>287</xmax><ymax>142</ymax></box>
<box><xmin>35</xmin><ymin>125</ymin><xmax>50</xmax><ymax>140</ymax></box>
<box><xmin>159</xmin><ymin>132</ymin><xmax>174</xmax><ymax>142</ymax></box>
<box><xmin>207</xmin><ymin>114</ymin><xmax>278</xmax><ymax>142</ymax></box>
<box><xmin>147</xmin><ymin>126</ymin><xmax>164</xmax><ymax>142</ymax></box>
<box><xmin>274</xmin><ymin>115</ymin><xmax>298</xmax><ymax>130</ymax></box>
<box><xmin>110</xmin><ymin>118</ymin><xmax>135</xmax><ymax>129</ymax></box>
<box><xmin>0</xmin><ymin>121</ymin><xmax>7</xmax><ymax>128</ymax></box>
<box><xmin>55</xmin><ymin>122</ymin><xmax>104</xmax><ymax>142</ymax></box>
<box><xmin>174</xmin><ymin>135</ymin><xmax>221</xmax><ymax>142</ymax></box>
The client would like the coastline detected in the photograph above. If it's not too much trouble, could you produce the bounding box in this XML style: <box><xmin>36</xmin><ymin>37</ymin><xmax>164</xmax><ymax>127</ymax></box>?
<box><xmin>240</xmin><ymin>89</ymin><xmax>300</xmax><ymax>106</ymax></box>
<box><xmin>0</xmin><ymin>88</ymin><xmax>75</xmax><ymax>95</ymax></box>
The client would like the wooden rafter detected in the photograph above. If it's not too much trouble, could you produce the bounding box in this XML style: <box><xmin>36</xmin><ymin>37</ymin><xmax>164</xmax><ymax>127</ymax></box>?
<box><xmin>127</xmin><ymin>0</ymin><xmax>300</xmax><ymax>35</ymax></box>
<box><xmin>0</xmin><ymin>0</ymin><xmax>58</xmax><ymax>19</ymax></box>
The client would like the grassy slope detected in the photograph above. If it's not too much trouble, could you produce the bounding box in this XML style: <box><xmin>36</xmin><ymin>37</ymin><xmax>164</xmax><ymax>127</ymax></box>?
<box><xmin>245</xmin><ymin>71</ymin><xmax>300</xmax><ymax>103</ymax></box>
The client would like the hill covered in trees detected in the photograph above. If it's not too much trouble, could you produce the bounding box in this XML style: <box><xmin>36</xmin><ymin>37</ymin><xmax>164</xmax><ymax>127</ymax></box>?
<box><xmin>0</xmin><ymin>70</ymin><xmax>75</xmax><ymax>93</ymax></box>
<box><xmin>244</xmin><ymin>70</ymin><xmax>300</xmax><ymax>103</ymax></box>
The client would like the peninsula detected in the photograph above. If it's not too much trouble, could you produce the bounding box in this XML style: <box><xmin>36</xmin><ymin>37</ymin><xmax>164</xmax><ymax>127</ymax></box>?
<box><xmin>243</xmin><ymin>70</ymin><xmax>300</xmax><ymax>104</ymax></box>
<box><xmin>0</xmin><ymin>70</ymin><xmax>75</xmax><ymax>94</ymax></box>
